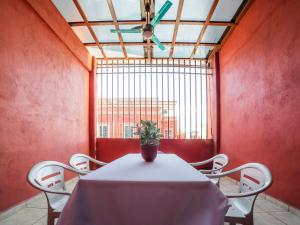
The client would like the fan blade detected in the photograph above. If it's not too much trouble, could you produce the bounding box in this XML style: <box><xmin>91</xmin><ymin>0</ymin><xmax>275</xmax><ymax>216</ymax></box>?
<box><xmin>151</xmin><ymin>34</ymin><xmax>165</xmax><ymax>50</ymax></box>
<box><xmin>150</xmin><ymin>0</ymin><xmax>172</xmax><ymax>27</ymax></box>
<box><xmin>131</xmin><ymin>25</ymin><xmax>143</xmax><ymax>30</ymax></box>
<box><xmin>110</xmin><ymin>29</ymin><xmax>141</xmax><ymax>33</ymax></box>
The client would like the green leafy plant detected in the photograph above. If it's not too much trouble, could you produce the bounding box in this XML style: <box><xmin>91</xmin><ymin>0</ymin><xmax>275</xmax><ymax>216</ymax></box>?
<box><xmin>137</xmin><ymin>120</ymin><xmax>161</xmax><ymax>146</ymax></box>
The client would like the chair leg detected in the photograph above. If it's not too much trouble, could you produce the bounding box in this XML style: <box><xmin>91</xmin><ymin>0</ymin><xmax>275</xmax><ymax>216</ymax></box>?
<box><xmin>47</xmin><ymin>215</ymin><xmax>54</xmax><ymax>225</ymax></box>
<box><xmin>244</xmin><ymin>213</ymin><xmax>254</xmax><ymax>225</ymax></box>
<box><xmin>47</xmin><ymin>209</ymin><xmax>55</xmax><ymax>225</ymax></box>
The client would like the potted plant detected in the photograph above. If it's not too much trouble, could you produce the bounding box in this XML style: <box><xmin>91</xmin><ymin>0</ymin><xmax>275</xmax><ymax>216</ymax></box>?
<box><xmin>137</xmin><ymin>120</ymin><xmax>160</xmax><ymax>162</ymax></box>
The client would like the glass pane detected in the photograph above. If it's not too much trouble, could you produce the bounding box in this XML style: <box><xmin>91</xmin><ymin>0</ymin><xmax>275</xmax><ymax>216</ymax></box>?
<box><xmin>176</xmin><ymin>25</ymin><xmax>202</xmax><ymax>42</ymax></box>
<box><xmin>181</xmin><ymin>0</ymin><xmax>213</xmax><ymax>21</ymax></box>
<box><xmin>78</xmin><ymin>0</ymin><xmax>112</xmax><ymax>21</ymax></box>
<box><xmin>52</xmin><ymin>0</ymin><xmax>83</xmax><ymax>22</ymax></box>
<box><xmin>211</xmin><ymin>0</ymin><xmax>243</xmax><ymax>21</ymax></box>
<box><xmin>103</xmin><ymin>46</ymin><xmax>124</xmax><ymax>58</ymax></box>
<box><xmin>86</xmin><ymin>46</ymin><xmax>103</xmax><ymax>58</ymax></box>
<box><xmin>155</xmin><ymin>0</ymin><xmax>179</xmax><ymax>20</ymax></box>
<box><xmin>119</xmin><ymin>24</ymin><xmax>143</xmax><ymax>42</ymax></box>
<box><xmin>71</xmin><ymin>26</ymin><xmax>94</xmax><ymax>43</ymax></box>
<box><xmin>153</xmin><ymin>45</ymin><xmax>171</xmax><ymax>58</ymax></box>
<box><xmin>92</xmin><ymin>25</ymin><xmax>119</xmax><ymax>42</ymax></box>
<box><xmin>126</xmin><ymin>46</ymin><xmax>144</xmax><ymax>58</ymax></box>
<box><xmin>202</xmin><ymin>26</ymin><xmax>227</xmax><ymax>43</ymax></box>
<box><xmin>153</xmin><ymin>24</ymin><xmax>174</xmax><ymax>42</ymax></box>
<box><xmin>194</xmin><ymin>46</ymin><xmax>213</xmax><ymax>58</ymax></box>
<box><xmin>173</xmin><ymin>46</ymin><xmax>194</xmax><ymax>58</ymax></box>
<box><xmin>112</xmin><ymin>0</ymin><xmax>141</xmax><ymax>20</ymax></box>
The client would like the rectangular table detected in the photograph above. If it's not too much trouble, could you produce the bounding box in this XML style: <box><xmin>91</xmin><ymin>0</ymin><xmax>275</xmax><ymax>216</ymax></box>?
<box><xmin>58</xmin><ymin>154</ymin><xmax>229</xmax><ymax>225</ymax></box>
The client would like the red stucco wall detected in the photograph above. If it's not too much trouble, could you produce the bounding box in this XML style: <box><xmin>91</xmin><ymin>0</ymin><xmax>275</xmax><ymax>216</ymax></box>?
<box><xmin>219</xmin><ymin>0</ymin><xmax>300</xmax><ymax>208</ymax></box>
<box><xmin>0</xmin><ymin>0</ymin><xmax>90</xmax><ymax>211</ymax></box>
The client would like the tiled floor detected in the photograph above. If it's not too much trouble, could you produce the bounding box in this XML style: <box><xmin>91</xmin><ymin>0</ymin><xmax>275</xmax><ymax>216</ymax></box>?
<box><xmin>1</xmin><ymin>178</ymin><xmax>299</xmax><ymax>225</ymax></box>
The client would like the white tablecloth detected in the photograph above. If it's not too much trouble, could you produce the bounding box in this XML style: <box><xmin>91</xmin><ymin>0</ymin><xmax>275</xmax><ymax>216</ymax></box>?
<box><xmin>57</xmin><ymin>154</ymin><xmax>229</xmax><ymax>225</ymax></box>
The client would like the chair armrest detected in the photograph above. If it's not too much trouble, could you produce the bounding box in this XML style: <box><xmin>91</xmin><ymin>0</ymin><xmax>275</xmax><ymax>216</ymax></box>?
<box><xmin>189</xmin><ymin>158</ymin><xmax>214</xmax><ymax>167</ymax></box>
<box><xmin>89</xmin><ymin>158</ymin><xmax>108</xmax><ymax>166</ymax></box>
<box><xmin>199</xmin><ymin>167</ymin><xmax>225</xmax><ymax>174</ymax></box>
<box><xmin>223</xmin><ymin>187</ymin><xmax>268</xmax><ymax>198</ymax></box>
<box><xmin>28</xmin><ymin>180</ymin><xmax>72</xmax><ymax>196</ymax></box>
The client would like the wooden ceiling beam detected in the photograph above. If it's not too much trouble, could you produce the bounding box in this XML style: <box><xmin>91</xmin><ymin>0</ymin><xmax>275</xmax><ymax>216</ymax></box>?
<box><xmin>208</xmin><ymin>0</ymin><xmax>253</xmax><ymax>61</ymax></box>
<box><xmin>97</xmin><ymin>57</ymin><xmax>207</xmax><ymax>60</ymax></box>
<box><xmin>73</xmin><ymin>0</ymin><xmax>106</xmax><ymax>59</ymax></box>
<box><xmin>106</xmin><ymin>0</ymin><xmax>128</xmax><ymax>59</ymax></box>
<box><xmin>190</xmin><ymin>0</ymin><xmax>219</xmax><ymax>59</ymax></box>
<box><xmin>169</xmin><ymin>0</ymin><xmax>184</xmax><ymax>58</ymax></box>
<box><xmin>85</xmin><ymin>42</ymin><xmax>220</xmax><ymax>47</ymax></box>
<box><xmin>69</xmin><ymin>20</ymin><xmax>236</xmax><ymax>27</ymax></box>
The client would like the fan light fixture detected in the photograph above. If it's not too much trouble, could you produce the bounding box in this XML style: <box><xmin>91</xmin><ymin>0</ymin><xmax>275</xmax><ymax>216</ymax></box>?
<box><xmin>110</xmin><ymin>0</ymin><xmax>173</xmax><ymax>51</ymax></box>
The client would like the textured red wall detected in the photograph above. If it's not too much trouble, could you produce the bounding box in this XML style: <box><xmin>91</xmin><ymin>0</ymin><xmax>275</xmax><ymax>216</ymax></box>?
<box><xmin>96</xmin><ymin>138</ymin><xmax>214</xmax><ymax>165</ymax></box>
<box><xmin>219</xmin><ymin>0</ymin><xmax>300</xmax><ymax>208</ymax></box>
<box><xmin>0</xmin><ymin>0</ymin><xmax>90</xmax><ymax>211</ymax></box>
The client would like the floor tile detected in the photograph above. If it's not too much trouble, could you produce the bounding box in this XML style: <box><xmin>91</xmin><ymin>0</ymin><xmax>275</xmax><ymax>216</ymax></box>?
<box><xmin>256</xmin><ymin>199</ymin><xmax>288</xmax><ymax>212</ymax></box>
<box><xmin>272</xmin><ymin>212</ymin><xmax>300</xmax><ymax>225</ymax></box>
<box><xmin>26</xmin><ymin>195</ymin><xmax>47</xmax><ymax>209</ymax></box>
<box><xmin>0</xmin><ymin>208</ymin><xmax>46</xmax><ymax>225</ymax></box>
<box><xmin>254</xmin><ymin>212</ymin><xmax>286</xmax><ymax>225</ymax></box>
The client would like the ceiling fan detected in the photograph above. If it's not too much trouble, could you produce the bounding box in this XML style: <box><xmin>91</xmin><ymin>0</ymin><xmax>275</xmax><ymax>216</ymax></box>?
<box><xmin>110</xmin><ymin>0</ymin><xmax>173</xmax><ymax>51</ymax></box>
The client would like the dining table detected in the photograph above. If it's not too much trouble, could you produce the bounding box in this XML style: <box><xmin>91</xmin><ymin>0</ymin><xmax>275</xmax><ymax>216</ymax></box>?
<box><xmin>57</xmin><ymin>153</ymin><xmax>229</xmax><ymax>225</ymax></box>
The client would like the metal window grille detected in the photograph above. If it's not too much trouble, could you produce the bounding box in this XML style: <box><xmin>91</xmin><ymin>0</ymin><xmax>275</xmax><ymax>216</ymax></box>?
<box><xmin>96</xmin><ymin>59</ymin><xmax>213</xmax><ymax>139</ymax></box>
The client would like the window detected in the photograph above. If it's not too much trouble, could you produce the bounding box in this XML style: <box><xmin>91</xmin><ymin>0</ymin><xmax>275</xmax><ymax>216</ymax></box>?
<box><xmin>123</xmin><ymin>124</ymin><xmax>136</xmax><ymax>138</ymax></box>
<box><xmin>97</xmin><ymin>59</ymin><xmax>213</xmax><ymax>139</ymax></box>
<box><xmin>98</xmin><ymin>125</ymin><xmax>108</xmax><ymax>138</ymax></box>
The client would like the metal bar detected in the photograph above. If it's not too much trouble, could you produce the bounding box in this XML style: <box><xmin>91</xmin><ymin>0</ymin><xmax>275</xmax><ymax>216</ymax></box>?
<box><xmin>106</xmin><ymin>61</ymin><xmax>109</xmax><ymax>137</ymax></box>
<box><xmin>173</xmin><ymin>59</ymin><xmax>175</xmax><ymax>138</ymax></box>
<box><xmin>184</xmin><ymin>60</ymin><xmax>186</xmax><ymax>139</ymax></box>
<box><xmin>156</xmin><ymin>59</ymin><xmax>159</xmax><ymax>126</ymax></box>
<box><xmin>128</xmin><ymin>60</ymin><xmax>130</xmax><ymax>136</ymax></box>
<box><xmin>100</xmin><ymin>61</ymin><xmax>103</xmax><ymax>137</ymax></box>
<box><xmin>178</xmin><ymin>61</ymin><xmax>181</xmax><ymax>139</ymax></box>
<box><xmin>117</xmin><ymin>60</ymin><xmax>119</xmax><ymax>138</ymax></box>
<box><xmin>200</xmin><ymin>62</ymin><xmax>202</xmax><ymax>139</ymax></box>
<box><xmin>167</xmin><ymin>60</ymin><xmax>170</xmax><ymax>138</ymax></box>
<box><xmin>205</xmin><ymin>63</ymin><xmax>208</xmax><ymax>139</ymax></box>
<box><xmin>150</xmin><ymin>60</ymin><xmax>153</xmax><ymax>121</ymax></box>
<box><xmin>123</xmin><ymin>60</ymin><xmax>125</xmax><ymax>138</ymax></box>
<box><xmin>111</xmin><ymin>60</ymin><xmax>114</xmax><ymax>138</ymax></box>
<box><xmin>189</xmin><ymin>60</ymin><xmax>192</xmax><ymax>139</ymax></box>
<box><xmin>195</xmin><ymin>60</ymin><xmax>197</xmax><ymax>139</ymax></box>
<box><xmin>133</xmin><ymin>60</ymin><xmax>136</xmax><ymax>131</ymax></box>
<box><xmin>161</xmin><ymin>60</ymin><xmax>164</xmax><ymax>138</ymax></box>
<box><xmin>139</xmin><ymin>60</ymin><xmax>142</xmax><ymax>123</ymax></box>
<box><xmin>145</xmin><ymin>60</ymin><xmax>147</xmax><ymax>120</ymax></box>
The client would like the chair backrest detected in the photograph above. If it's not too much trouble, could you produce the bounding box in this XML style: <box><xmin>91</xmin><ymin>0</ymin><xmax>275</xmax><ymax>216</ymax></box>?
<box><xmin>237</xmin><ymin>163</ymin><xmax>272</xmax><ymax>214</ymax></box>
<box><xmin>212</xmin><ymin>154</ymin><xmax>229</xmax><ymax>174</ymax></box>
<box><xmin>69</xmin><ymin>154</ymin><xmax>91</xmax><ymax>173</ymax></box>
<box><xmin>208</xmin><ymin>163</ymin><xmax>272</xmax><ymax>215</ymax></box>
<box><xmin>27</xmin><ymin>161</ymin><xmax>81</xmax><ymax>209</ymax></box>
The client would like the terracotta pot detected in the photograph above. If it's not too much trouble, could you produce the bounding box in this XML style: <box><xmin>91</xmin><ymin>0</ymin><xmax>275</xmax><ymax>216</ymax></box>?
<box><xmin>140</xmin><ymin>144</ymin><xmax>158</xmax><ymax>162</ymax></box>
